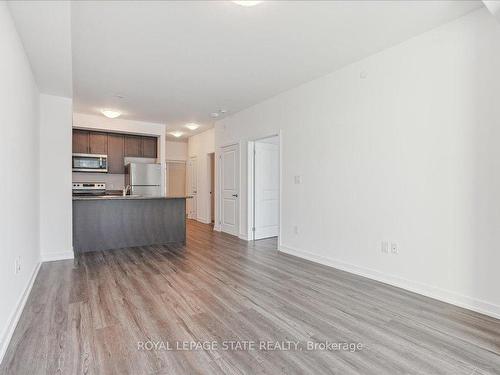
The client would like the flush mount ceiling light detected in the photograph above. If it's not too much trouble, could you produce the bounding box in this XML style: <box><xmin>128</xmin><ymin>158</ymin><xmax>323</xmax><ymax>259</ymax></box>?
<box><xmin>185</xmin><ymin>123</ymin><xmax>200</xmax><ymax>131</ymax></box>
<box><xmin>169</xmin><ymin>131</ymin><xmax>183</xmax><ymax>138</ymax></box>
<box><xmin>211</xmin><ymin>109</ymin><xmax>229</xmax><ymax>119</ymax></box>
<box><xmin>232</xmin><ymin>1</ymin><xmax>262</xmax><ymax>6</ymax></box>
<box><xmin>101</xmin><ymin>109</ymin><xmax>121</xmax><ymax>119</ymax></box>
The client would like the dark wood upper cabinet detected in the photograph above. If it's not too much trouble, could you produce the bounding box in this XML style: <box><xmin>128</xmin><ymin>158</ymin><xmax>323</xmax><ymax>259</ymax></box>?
<box><xmin>72</xmin><ymin>130</ymin><xmax>89</xmax><ymax>154</ymax></box>
<box><xmin>124</xmin><ymin>135</ymin><xmax>143</xmax><ymax>157</ymax></box>
<box><xmin>142</xmin><ymin>137</ymin><xmax>158</xmax><ymax>158</ymax></box>
<box><xmin>107</xmin><ymin>134</ymin><xmax>125</xmax><ymax>174</ymax></box>
<box><xmin>89</xmin><ymin>132</ymin><xmax>108</xmax><ymax>155</ymax></box>
<box><xmin>73</xmin><ymin>130</ymin><xmax>158</xmax><ymax>174</ymax></box>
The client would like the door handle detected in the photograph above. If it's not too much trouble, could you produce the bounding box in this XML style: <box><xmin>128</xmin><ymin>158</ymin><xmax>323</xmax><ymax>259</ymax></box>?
<box><xmin>232</xmin><ymin>194</ymin><xmax>238</xmax><ymax>198</ymax></box>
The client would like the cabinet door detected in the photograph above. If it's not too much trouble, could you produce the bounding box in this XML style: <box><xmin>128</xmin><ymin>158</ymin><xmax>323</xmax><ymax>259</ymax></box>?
<box><xmin>124</xmin><ymin>135</ymin><xmax>142</xmax><ymax>157</ymax></box>
<box><xmin>142</xmin><ymin>136</ymin><xmax>157</xmax><ymax>158</ymax></box>
<box><xmin>89</xmin><ymin>132</ymin><xmax>108</xmax><ymax>155</ymax></box>
<box><xmin>107</xmin><ymin>134</ymin><xmax>125</xmax><ymax>174</ymax></box>
<box><xmin>72</xmin><ymin>130</ymin><xmax>89</xmax><ymax>154</ymax></box>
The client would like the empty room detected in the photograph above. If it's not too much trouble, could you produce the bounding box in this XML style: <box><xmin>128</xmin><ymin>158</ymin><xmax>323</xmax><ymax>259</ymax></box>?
<box><xmin>1</xmin><ymin>0</ymin><xmax>500</xmax><ymax>374</ymax></box>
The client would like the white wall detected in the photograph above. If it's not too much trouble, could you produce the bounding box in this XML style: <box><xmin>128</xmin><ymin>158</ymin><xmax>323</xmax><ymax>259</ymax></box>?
<box><xmin>188</xmin><ymin>128</ymin><xmax>215</xmax><ymax>223</ymax></box>
<box><xmin>166</xmin><ymin>139</ymin><xmax>188</xmax><ymax>161</ymax></box>
<box><xmin>216</xmin><ymin>8</ymin><xmax>500</xmax><ymax>318</ymax></box>
<box><xmin>0</xmin><ymin>2</ymin><xmax>40</xmax><ymax>361</ymax></box>
<box><xmin>39</xmin><ymin>94</ymin><xmax>73</xmax><ymax>261</ymax></box>
<box><xmin>72</xmin><ymin>113</ymin><xmax>167</xmax><ymax>194</ymax></box>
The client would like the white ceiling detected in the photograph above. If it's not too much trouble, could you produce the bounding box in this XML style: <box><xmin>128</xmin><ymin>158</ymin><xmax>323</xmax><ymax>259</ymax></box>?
<box><xmin>8</xmin><ymin>0</ymin><xmax>72</xmax><ymax>97</ymax></box>
<box><xmin>483</xmin><ymin>1</ymin><xmax>500</xmax><ymax>22</ymax></box>
<box><xmin>10</xmin><ymin>0</ymin><xmax>483</xmax><ymax>138</ymax></box>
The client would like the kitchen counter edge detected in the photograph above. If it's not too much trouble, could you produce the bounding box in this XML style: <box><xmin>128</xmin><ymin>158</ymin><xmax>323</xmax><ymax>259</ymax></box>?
<box><xmin>73</xmin><ymin>196</ymin><xmax>192</xmax><ymax>201</ymax></box>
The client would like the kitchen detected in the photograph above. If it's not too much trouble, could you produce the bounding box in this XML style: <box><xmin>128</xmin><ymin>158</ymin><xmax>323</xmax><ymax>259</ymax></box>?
<box><xmin>71</xmin><ymin>114</ymin><xmax>190</xmax><ymax>253</ymax></box>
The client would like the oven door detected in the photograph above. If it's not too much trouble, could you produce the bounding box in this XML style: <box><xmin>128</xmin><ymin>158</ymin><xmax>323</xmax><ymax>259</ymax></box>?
<box><xmin>72</xmin><ymin>154</ymin><xmax>108</xmax><ymax>172</ymax></box>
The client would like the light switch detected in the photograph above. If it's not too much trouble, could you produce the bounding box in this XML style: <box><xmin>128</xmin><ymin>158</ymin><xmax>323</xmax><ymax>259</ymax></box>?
<box><xmin>381</xmin><ymin>241</ymin><xmax>389</xmax><ymax>254</ymax></box>
<box><xmin>294</xmin><ymin>175</ymin><xmax>302</xmax><ymax>184</ymax></box>
<box><xmin>391</xmin><ymin>243</ymin><xmax>398</xmax><ymax>254</ymax></box>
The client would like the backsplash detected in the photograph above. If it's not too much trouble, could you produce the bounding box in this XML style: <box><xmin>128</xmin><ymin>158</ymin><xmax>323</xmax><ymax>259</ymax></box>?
<box><xmin>72</xmin><ymin>158</ymin><xmax>158</xmax><ymax>191</ymax></box>
<box><xmin>72</xmin><ymin>172</ymin><xmax>125</xmax><ymax>191</ymax></box>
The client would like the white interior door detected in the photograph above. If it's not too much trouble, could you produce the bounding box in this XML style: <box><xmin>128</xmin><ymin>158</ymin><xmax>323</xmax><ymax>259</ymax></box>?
<box><xmin>254</xmin><ymin>141</ymin><xmax>279</xmax><ymax>239</ymax></box>
<box><xmin>221</xmin><ymin>144</ymin><xmax>239</xmax><ymax>236</ymax></box>
<box><xmin>187</xmin><ymin>157</ymin><xmax>197</xmax><ymax>219</ymax></box>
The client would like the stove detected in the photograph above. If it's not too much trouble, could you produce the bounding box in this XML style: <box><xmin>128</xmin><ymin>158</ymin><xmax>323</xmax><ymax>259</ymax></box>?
<box><xmin>72</xmin><ymin>182</ymin><xmax>106</xmax><ymax>196</ymax></box>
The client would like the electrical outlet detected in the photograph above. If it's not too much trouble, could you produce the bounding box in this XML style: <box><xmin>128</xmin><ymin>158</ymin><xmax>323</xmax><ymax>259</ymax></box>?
<box><xmin>293</xmin><ymin>225</ymin><xmax>299</xmax><ymax>235</ymax></box>
<box><xmin>381</xmin><ymin>241</ymin><xmax>389</xmax><ymax>254</ymax></box>
<box><xmin>391</xmin><ymin>243</ymin><xmax>398</xmax><ymax>254</ymax></box>
<box><xmin>294</xmin><ymin>175</ymin><xmax>302</xmax><ymax>185</ymax></box>
<box><xmin>14</xmin><ymin>257</ymin><xmax>21</xmax><ymax>274</ymax></box>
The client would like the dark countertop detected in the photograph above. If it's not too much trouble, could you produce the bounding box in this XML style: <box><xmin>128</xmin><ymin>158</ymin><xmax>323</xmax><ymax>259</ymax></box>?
<box><xmin>73</xmin><ymin>195</ymin><xmax>190</xmax><ymax>201</ymax></box>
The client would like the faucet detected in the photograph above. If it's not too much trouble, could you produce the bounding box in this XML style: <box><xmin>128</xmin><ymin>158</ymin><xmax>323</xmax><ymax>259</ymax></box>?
<box><xmin>123</xmin><ymin>185</ymin><xmax>131</xmax><ymax>196</ymax></box>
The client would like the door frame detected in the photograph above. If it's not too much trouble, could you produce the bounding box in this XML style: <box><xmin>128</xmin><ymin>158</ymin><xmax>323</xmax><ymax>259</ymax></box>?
<box><xmin>247</xmin><ymin>132</ymin><xmax>282</xmax><ymax>244</ymax></box>
<box><xmin>216</xmin><ymin>142</ymin><xmax>240</xmax><ymax>236</ymax></box>
<box><xmin>207</xmin><ymin>152</ymin><xmax>215</xmax><ymax>224</ymax></box>
<box><xmin>187</xmin><ymin>156</ymin><xmax>198</xmax><ymax>219</ymax></box>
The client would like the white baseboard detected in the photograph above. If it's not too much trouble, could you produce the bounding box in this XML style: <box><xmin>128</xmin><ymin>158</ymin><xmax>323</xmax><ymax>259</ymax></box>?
<box><xmin>0</xmin><ymin>262</ymin><xmax>41</xmax><ymax>364</ymax></box>
<box><xmin>239</xmin><ymin>233</ymin><xmax>250</xmax><ymax>241</ymax></box>
<box><xmin>279</xmin><ymin>244</ymin><xmax>500</xmax><ymax>320</ymax></box>
<box><xmin>213</xmin><ymin>225</ymin><xmax>221</xmax><ymax>232</ymax></box>
<box><xmin>196</xmin><ymin>217</ymin><xmax>211</xmax><ymax>225</ymax></box>
<box><xmin>40</xmin><ymin>250</ymin><xmax>74</xmax><ymax>262</ymax></box>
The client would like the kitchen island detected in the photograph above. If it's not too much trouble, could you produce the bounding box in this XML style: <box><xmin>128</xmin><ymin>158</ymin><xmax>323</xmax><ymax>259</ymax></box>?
<box><xmin>72</xmin><ymin>196</ymin><xmax>188</xmax><ymax>253</ymax></box>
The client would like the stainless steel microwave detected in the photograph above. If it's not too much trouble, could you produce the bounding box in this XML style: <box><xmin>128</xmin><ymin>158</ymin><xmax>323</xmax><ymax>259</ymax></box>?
<box><xmin>72</xmin><ymin>153</ymin><xmax>108</xmax><ymax>173</ymax></box>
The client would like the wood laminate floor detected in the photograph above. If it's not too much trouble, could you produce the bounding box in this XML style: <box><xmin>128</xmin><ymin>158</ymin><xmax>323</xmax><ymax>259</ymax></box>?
<box><xmin>1</xmin><ymin>220</ymin><xmax>499</xmax><ymax>374</ymax></box>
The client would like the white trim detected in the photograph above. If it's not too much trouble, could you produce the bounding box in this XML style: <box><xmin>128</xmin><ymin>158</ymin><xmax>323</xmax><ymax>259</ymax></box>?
<box><xmin>213</xmin><ymin>225</ymin><xmax>222</xmax><ymax>232</ymax></box>
<box><xmin>247</xmin><ymin>140</ymin><xmax>255</xmax><ymax>241</ymax></box>
<box><xmin>239</xmin><ymin>233</ymin><xmax>250</xmax><ymax>241</ymax></box>
<box><xmin>247</xmin><ymin>132</ymin><xmax>282</xmax><ymax>244</ymax></box>
<box><xmin>196</xmin><ymin>217</ymin><xmax>211</xmax><ymax>225</ymax></box>
<box><xmin>279</xmin><ymin>244</ymin><xmax>500</xmax><ymax>320</ymax></box>
<box><xmin>207</xmin><ymin>152</ymin><xmax>216</xmax><ymax>227</ymax></box>
<box><xmin>0</xmin><ymin>262</ymin><xmax>41</xmax><ymax>364</ymax></box>
<box><xmin>278</xmin><ymin>130</ymin><xmax>283</xmax><ymax>249</ymax></box>
<box><xmin>40</xmin><ymin>250</ymin><xmax>74</xmax><ymax>262</ymax></box>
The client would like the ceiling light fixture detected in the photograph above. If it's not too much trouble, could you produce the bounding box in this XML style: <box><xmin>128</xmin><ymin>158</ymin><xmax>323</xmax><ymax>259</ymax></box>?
<box><xmin>211</xmin><ymin>112</ymin><xmax>220</xmax><ymax>118</ymax></box>
<box><xmin>170</xmin><ymin>131</ymin><xmax>183</xmax><ymax>138</ymax></box>
<box><xmin>101</xmin><ymin>109</ymin><xmax>121</xmax><ymax>119</ymax></box>
<box><xmin>185</xmin><ymin>123</ymin><xmax>200</xmax><ymax>131</ymax></box>
<box><xmin>232</xmin><ymin>1</ymin><xmax>262</xmax><ymax>6</ymax></box>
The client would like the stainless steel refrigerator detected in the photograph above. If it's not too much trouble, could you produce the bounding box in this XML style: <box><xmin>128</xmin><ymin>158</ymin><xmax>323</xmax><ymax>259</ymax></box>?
<box><xmin>125</xmin><ymin>163</ymin><xmax>162</xmax><ymax>197</ymax></box>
